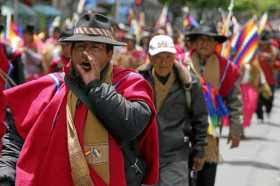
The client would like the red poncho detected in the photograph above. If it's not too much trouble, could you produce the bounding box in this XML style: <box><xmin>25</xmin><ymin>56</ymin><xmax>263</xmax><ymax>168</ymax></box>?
<box><xmin>4</xmin><ymin>66</ymin><xmax>159</xmax><ymax>186</ymax></box>
<box><xmin>0</xmin><ymin>90</ymin><xmax>5</xmax><ymax>152</ymax></box>
<box><xmin>0</xmin><ymin>43</ymin><xmax>9</xmax><ymax>152</ymax></box>
<box><xmin>189</xmin><ymin>50</ymin><xmax>240</xmax><ymax>97</ymax></box>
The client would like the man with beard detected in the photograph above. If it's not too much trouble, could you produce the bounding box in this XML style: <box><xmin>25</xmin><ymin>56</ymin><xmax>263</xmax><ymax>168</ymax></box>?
<box><xmin>0</xmin><ymin>12</ymin><xmax>159</xmax><ymax>186</ymax></box>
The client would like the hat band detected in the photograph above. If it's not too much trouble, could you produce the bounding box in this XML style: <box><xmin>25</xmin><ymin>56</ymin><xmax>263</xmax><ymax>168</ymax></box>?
<box><xmin>74</xmin><ymin>27</ymin><xmax>113</xmax><ymax>39</ymax></box>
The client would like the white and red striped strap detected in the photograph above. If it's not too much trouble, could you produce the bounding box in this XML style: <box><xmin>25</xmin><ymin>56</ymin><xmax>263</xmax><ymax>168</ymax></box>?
<box><xmin>74</xmin><ymin>27</ymin><xmax>113</xmax><ymax>39</ymax></box>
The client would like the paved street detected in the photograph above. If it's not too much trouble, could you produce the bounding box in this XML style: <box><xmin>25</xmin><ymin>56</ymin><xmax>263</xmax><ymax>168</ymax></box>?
<box><xmin>216</xmin><ymin>90</ymin><xmax>280</xmax><ymax>186</ymax></box>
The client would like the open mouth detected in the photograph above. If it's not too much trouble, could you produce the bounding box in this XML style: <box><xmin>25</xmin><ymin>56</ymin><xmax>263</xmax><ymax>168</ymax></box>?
<box><xmin>81</xmin><ymin>61</ymin><xmax>91</xmax><ymax>70</ymax></box>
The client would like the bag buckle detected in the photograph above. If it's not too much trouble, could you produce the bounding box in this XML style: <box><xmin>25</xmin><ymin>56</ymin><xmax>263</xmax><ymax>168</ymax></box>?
<box><xmin>131</xmin><ymin>158</ymin><xmax>143</xmax><ymax>174</ymax></box>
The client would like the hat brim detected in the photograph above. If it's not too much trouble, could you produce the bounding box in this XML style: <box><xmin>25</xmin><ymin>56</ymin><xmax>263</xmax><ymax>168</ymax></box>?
<box><xmin>149</xmin><ymin>47</ymin><xmax>176</xmax><ymax>56</ymax></box>
<box><xmin>185</xmin><ymin>32</ymin><xmax>228</xmax><ymax>43</ymax></box>
<box><xmin>60</xmin><ymin>34</ymin><xmax>127</xmax><ymax>46</ymax></box>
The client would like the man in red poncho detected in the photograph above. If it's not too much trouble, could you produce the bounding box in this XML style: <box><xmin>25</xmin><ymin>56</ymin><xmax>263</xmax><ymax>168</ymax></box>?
<box><xmin>184</xmin><ymin>24</ymin><xmax>243</xmax><ymax>186</ymax></box>
<box><xmin>0</xmin><ymin>12</ymin><xmax>159</xmax><ymax>186</ymax></box>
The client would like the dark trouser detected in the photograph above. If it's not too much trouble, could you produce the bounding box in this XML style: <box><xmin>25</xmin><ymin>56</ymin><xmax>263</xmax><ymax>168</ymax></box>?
<box><xmin>256</xmin><ymin>85</ymin><xmax>275</xmax><ymax>120</ymax></box>
<box><xmin>154</xmin><ymin>161</ymin><xmax>189</xmax><ymax>186</ymax></box>
<box><xmin>277</xmin><ymin>73</ymin><xmax>280</xmax><ymax>88</ymax></box>
<box><xmin>195</xmin><ymin>162</ymin><xmax>217</xmax><ymax>186</ymax></box>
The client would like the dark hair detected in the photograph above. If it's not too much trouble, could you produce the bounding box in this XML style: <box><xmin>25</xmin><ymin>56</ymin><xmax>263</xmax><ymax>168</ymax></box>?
<box><xmin>24</xmin><ymin>24</ymin><xmax>35</xmax><ymax>34</ymax></box>
<box><xmin>185</xmin><ymin>34</ymin><xmax>201</xmax><ymax>43</ymax></box>
<box><xmin>106</xmin><ymin>44</ymin><xmax>113</xmax><ymax>52</ymax></box>
<box><xmin>53</xmin><ymin>27</ymin><xmax>61</xmax><ymax>34</ymax></box>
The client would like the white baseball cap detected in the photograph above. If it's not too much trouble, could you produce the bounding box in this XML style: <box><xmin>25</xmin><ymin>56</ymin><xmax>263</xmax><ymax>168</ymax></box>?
<box><xmin>148</xmin><ymin>35</ymin><xmax>176</xmax><ymax>56</ymax></box>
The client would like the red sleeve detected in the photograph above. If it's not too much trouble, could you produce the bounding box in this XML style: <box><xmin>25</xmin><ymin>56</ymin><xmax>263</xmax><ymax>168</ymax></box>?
<box><xmin>137</xmin><ymin>115</ymin><xmax>159</xmax><ymax>184</ymax></box>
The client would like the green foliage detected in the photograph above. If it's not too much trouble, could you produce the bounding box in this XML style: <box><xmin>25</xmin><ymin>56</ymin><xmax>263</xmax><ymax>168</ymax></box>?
<box><xmin>158</xmin><ymin>0</ymin><xmax>185</xmax><ymax>6</ymax></box>
<box><xmin>185</xmin><ymin>0</ymin><xmax>229</xmax><ymax>9</ymax></box>
<box><xmin>234</xmin><ymin>0</ymin><xmax>280</xmax><ymax>15</ymax></box>
<box><xmin>234</xmin><ymin>0</ymin><xmax>257</xmax><ymax>13</ymax></box>
<box><xmin>159</xmin><ymin>0</ymin><xmax>229</xmax><ymax>9</ymax></box>
<box><xmin>159</xmin><ymin>0</ymin><xmax>280</xmax><ymax>14</ymax></box>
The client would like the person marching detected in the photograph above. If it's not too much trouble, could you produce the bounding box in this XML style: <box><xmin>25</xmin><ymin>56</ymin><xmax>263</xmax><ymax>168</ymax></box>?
<box><xmin>185</xmin><ymin>24</ymin><xmax>243</xmax><ymax>186</ymax></box>
<box><xmin>0</xmin><ymin>12</ymin><xmax>159</xmax><ymax>186</ymax></box>
<box><xmin>256</xmin><ymin>31</ymin><xmax>278</xmax><ymax>122</ymax></box>
<box><xmin>115</xmin><ymin>33</ymin><xmax>146</xmax><ymax>69</ymax></box>
<box><xmin>138</xmin><ymin>35</ymin><xmax>208</xmax><ymax>186</ymax></box>
<box><xmin>21</xmin><ymin>24</ymin><xmax>43</xmax><ymax>81</ymax></box>
<box><xmin>240</xmin><ymin>59</ymin><xmax>271</xmax><ymax>133</ymax></box>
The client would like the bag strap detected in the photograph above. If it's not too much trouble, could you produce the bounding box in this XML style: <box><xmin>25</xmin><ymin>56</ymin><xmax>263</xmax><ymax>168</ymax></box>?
<box><xmin>185</xmin><ymin>86</ymin><xmax>192</xmax><ymax>110</ymax></box>
<box><xmin>47</xmin><ymin>73</ymin><xmax>66</xmax><ymax>130</ymax></box>
<box><xmin>64</xmin><ymin>76</ymin><xmax>144</xmax><ymax>174</ymax></box>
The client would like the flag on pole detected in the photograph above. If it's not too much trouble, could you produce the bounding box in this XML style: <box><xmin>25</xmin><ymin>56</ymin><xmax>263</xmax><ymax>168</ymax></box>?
<box><xmin>183</xmin><ymin>14</ymin><xmax>199</xmax><ymax>29</ymax></box>
<box><xmin>258</xmin><ymin>12</ymin><xmax>268</xmax><ymax>34</ymax></box>
<box><xmin>219</xmin><ymin>0</ymin><xmax>235</xmax><ymax>58</ymax></box>
<box><xmin>220</xmin><ymin>17</ymin><xmax>241</xmax><ymax>59</ymax></box>
<box><xmin>231</xmin><ymin>18</ymin><xmax>259</xmax><ymax>66</ymax></box>
<box><xmin>155</xmin><ymin>4</ymin><xmax>168</xmax><ymax>29</ymax></box>
<box><xmin>7</xmin><ymin>21</ymin><xmax>23</xmax><ymax>50</ymax></box>
<box><xmin>127</xmin><ymin>9</ymin><xmax>141</xmax><ymax>40</ymax></box>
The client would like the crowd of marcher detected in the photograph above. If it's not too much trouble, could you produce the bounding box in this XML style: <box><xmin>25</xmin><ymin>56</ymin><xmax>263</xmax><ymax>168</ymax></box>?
<box><xmin>0</xmin><ymin>7</ymin><xmax>279</xmax><ymax>186</ymax></box>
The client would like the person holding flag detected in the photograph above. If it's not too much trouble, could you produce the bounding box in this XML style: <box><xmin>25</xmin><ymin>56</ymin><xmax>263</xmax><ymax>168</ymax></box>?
<box><xmin>185</xmin><ymin>23</ymin><xmax>243</xmax><ymax>186</ymax></box>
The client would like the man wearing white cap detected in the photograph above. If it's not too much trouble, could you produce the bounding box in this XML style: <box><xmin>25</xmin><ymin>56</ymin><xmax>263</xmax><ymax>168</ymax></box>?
<box><xmin>138</xmin><ymin>35</ymin><xmax>208</xmax><ymax>186</ymax></box>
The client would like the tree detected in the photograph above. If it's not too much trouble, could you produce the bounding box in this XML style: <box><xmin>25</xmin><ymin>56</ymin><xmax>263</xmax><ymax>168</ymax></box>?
<box><xmin>159</xmin><ymin>0</ymin><xmax>228</xmax><ymax>9</ymax></box>
<box><xmin>235</xmin><ymin>0</ymin><xmax>280</xmax><ymax>15</ymax></box>
<box><xmin>159</xmin><ymin>0</ymin><xmax>280</xmax><ymax>15</ymax></box>
<box><xmin>159</xmin><ymin>0</ymin><xmax>230</xmax><ymax>23</ymax></box>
